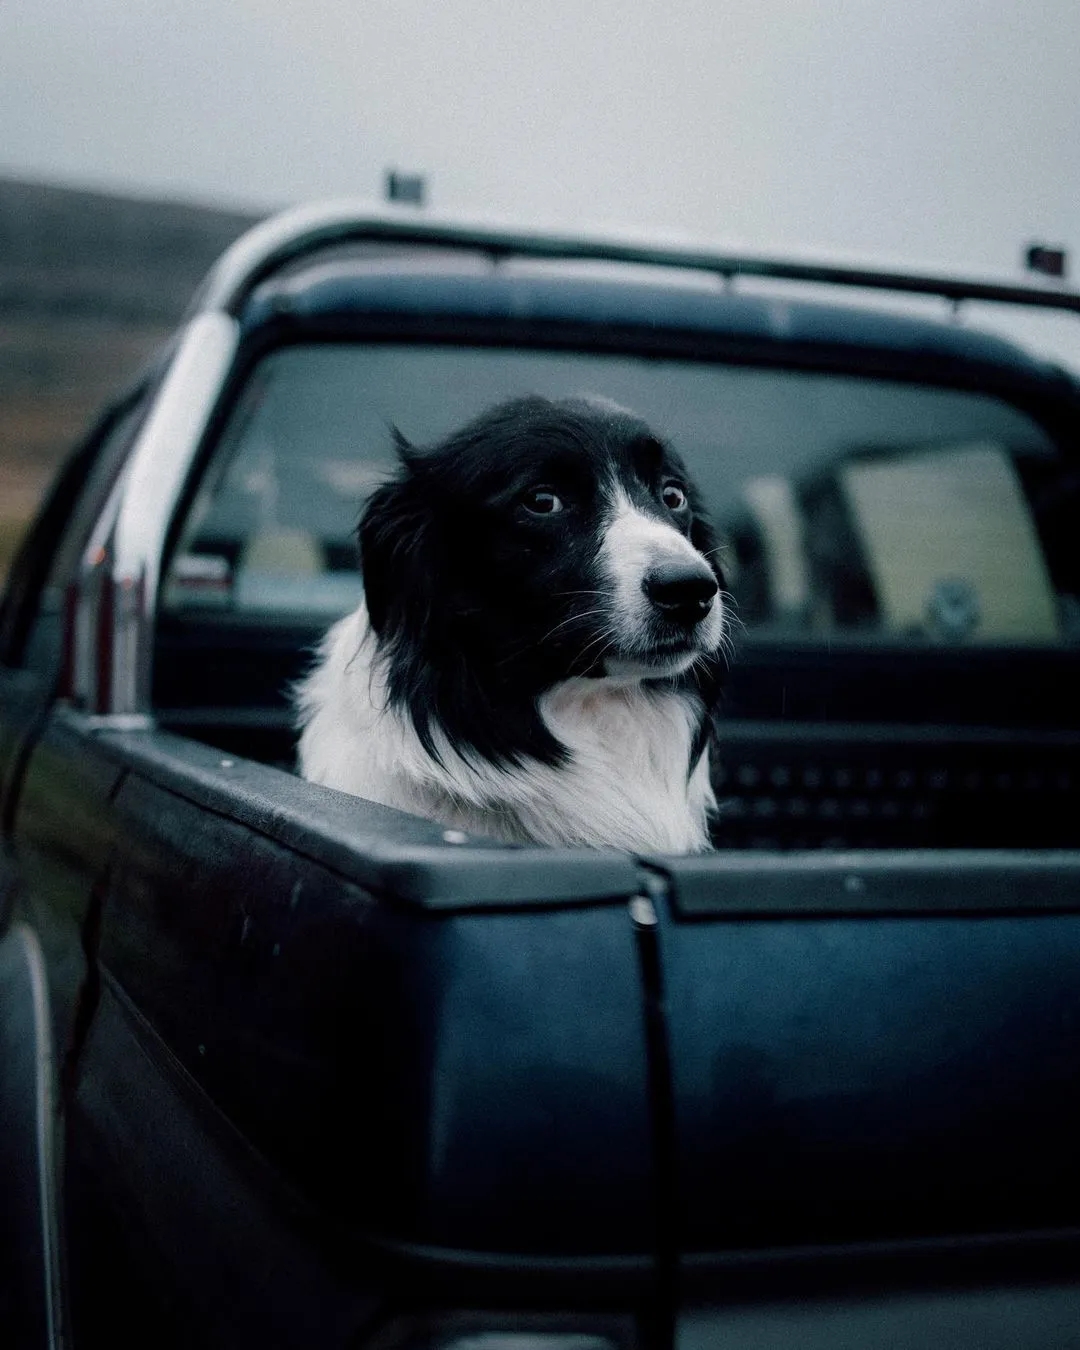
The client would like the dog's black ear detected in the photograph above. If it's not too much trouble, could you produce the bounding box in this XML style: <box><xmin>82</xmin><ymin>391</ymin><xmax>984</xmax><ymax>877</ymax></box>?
<box><xmin>359</xmin><ymin>462</ymin><xmax>438</xmax><ymax>639</ymax></box>
<box><xmin>389</xmin><ymin>424</ymin><xmax>424</xmax><ymax>471</ymax></box>
<box><xmin>359</xmin><ymin>472</ymin><xmax>456</xmax><ymax>763</ymax></box>
<box><xmin>360</xmin><ymin>429</ymin><xmax>435</xmax><ymax>635</ymax></box>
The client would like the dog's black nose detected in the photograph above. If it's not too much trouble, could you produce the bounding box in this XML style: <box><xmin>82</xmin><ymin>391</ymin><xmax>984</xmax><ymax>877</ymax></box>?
<box><xmin>643</xmin><ymin>562</ymin><xmax>718</xmax><ymax>624</ymax></box>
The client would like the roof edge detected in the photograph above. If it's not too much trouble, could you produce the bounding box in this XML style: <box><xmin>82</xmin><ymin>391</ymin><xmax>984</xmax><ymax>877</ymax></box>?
<box><xmin>191</xmin><ymin>199</ymin><xmax>1080</xmax><ymax>323</ymax></box>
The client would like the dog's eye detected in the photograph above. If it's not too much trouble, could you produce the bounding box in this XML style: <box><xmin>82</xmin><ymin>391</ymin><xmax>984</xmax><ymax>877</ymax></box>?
<box><xmin>522</xmin><ymin>488</ymin><xmax>564</xmax><ymax>515</ymax></box>
<box><xmin>662</xmin><ymin>482</ymin><xmax>688</xmax><ymax>511</ymax></box>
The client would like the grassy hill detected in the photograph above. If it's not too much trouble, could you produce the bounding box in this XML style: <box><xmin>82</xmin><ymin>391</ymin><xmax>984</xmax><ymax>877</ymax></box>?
<box><xmin>0</xmin><ymin>177</ymin><xmax>260</xmax><ymax>578</ymax></box>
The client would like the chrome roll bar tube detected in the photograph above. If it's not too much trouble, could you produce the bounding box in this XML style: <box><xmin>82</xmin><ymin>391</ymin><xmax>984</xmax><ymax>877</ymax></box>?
<box><xmin>72</xmin><ymin>312</ymin><xmax>239</xmax><ymax>714</ymax></box>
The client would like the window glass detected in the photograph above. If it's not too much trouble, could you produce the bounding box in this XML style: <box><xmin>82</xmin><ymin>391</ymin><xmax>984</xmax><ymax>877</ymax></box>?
<box><xmin>163</xmin><ymin>343</ymin><xmax>1076</xmax><ymax>647</ymax></box>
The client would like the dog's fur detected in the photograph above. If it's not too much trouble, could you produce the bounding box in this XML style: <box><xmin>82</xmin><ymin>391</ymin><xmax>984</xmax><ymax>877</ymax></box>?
<box><xmin>296</xmin><ymin>396</ymin><xmax>727</xmax><ymax>851</ymax></box>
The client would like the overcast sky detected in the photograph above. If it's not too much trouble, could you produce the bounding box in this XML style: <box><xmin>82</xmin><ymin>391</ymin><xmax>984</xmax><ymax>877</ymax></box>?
<box><xmin>2</xmin><ymin>0</ymin><xmax>1078</xmax><ymax>281</ymax></box>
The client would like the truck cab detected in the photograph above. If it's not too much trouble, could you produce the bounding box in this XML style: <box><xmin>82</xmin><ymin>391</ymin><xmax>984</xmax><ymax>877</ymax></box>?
<box><xmin>2</xmin><ymin>205</ymin><xmax>1080</xmax><ymax>1349</ymax></box>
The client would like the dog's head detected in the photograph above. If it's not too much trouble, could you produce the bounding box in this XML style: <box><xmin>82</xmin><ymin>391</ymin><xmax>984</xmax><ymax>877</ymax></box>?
<box><xmin>359</xmin><ymin>395</ymin><xmax>727</xmax><ymax>766</ymax></box>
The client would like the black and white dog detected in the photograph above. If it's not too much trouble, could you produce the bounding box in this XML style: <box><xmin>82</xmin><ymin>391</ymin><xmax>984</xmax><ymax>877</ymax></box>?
<box><xmin>296</xmin><ymin>396</ymin><xmax>727</xmax><ymax>851</ymax></box>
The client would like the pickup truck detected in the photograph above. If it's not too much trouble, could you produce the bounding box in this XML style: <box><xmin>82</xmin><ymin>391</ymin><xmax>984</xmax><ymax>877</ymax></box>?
<box><xmin>2</xmin><ymin>204</ymin><xmax>1080</xmax><ymax>1350</ymax></box>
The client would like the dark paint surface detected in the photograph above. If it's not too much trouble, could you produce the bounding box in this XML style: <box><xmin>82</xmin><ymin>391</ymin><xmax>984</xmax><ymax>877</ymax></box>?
<box><xmin>11</xmin><ymin>714</ymin><xmax>124</xmax><ymax>1056</ymax></box>
<box><xmin>99</xmin><ymin>762</ymin><xmax>652</xmax><ymax>1256</ymax></box>
<box><xmin>661</xmin><ymin>907</ymin><xmax>1080</xmax><ymax>1251</ymax></box>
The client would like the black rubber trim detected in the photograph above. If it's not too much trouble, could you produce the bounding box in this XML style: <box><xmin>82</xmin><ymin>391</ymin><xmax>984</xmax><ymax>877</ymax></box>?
<box><xmin>75</xmin><ymin>715</ymin><xmax>640</xmax><ymax>909</ymax></box>
<box><xmin>629</xmin><ymin>874</ymin><xmax>678</xmax><ymax>1350</ymax></box>
<box><xmin>676</xmin><ymin>1224</ymin><xmax>1080</xmax><ymax>1303</ymax></box>
<box><xmin>651</xmin><ymin>849</ymin><xmax>1080</xmax><ymax>918</ymax></box>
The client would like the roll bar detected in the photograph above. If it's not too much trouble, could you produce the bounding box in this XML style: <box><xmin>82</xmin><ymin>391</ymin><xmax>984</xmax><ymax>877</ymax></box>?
<box><xmin>195</xmin><ymin>199</ymin><xmax>1080</xmax><ymax>319</ymax></box>
<box><xmin>72</xmin><ymin>201</ymin><xmax>1080</xmax><ymax>715</ymax></box>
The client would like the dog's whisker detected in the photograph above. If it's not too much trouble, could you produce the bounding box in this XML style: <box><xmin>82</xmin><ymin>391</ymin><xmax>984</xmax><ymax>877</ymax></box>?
<box><xmin>574</xmin><ymin>630</ymin><xmax>617</xmax><ymax>663</ymax></box>
<box><xmin>568</xmin><ymin>624</ymin><xmax>620</xmax><ymax>673</ymax></box>
<box><xmin>536</xmin><ymin>608</ymin><xmax>609</xmax><ymax>644</ymax></box>
<box><xmin>718</xmin><ymin>591</ymin><xmax>745</xmax><ymax>631</ymax></box>
<box><xmin>493</xmin><ymin>612</ymin><xmax>609</xmax><ymax>666</ymax></box>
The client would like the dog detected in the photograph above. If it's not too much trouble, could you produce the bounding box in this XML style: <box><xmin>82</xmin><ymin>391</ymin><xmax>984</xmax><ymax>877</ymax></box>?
<box><xmin>296</xmin><ymin>395</ymin><xmax>727</xmax><ymax>852</ymax></box>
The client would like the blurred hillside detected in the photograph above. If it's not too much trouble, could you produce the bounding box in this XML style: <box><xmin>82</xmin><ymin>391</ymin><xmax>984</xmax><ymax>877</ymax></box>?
<box><xmin>0</xmin><ymin>177</ymin><xmax>259</xmax><ymax>579</ymax></box>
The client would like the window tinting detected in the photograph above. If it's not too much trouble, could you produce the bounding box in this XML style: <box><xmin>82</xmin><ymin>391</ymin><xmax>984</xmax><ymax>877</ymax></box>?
<box><xmin>164</xmin><ymin>343</ymin><xmax>1075</xmax><ymax>647</ymax></box>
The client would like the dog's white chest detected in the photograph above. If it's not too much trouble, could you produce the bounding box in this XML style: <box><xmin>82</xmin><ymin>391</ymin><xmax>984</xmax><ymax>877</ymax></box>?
<box><xmin>518</xmin><ymin>678</ymin><xmax>714</xmax><ymax>852</ymax></box>
<box><xmin>297</xmin><ymin>609</ymin><xmax>715</xmax><ymax>854</ymax></box>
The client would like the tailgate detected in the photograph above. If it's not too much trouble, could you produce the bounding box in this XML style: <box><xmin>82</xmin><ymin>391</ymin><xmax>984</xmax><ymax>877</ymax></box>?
<box><xmin>647</xmin><ymin>850</ymin><xmax>1080</xmax><ymax>1256</ymax></box>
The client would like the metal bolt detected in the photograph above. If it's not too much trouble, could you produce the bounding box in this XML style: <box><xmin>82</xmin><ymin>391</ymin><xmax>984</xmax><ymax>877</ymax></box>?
<box><xmin>629</xmin><ymin>895</ymin><xmax>658</xmax><ymax>928</ymax></box>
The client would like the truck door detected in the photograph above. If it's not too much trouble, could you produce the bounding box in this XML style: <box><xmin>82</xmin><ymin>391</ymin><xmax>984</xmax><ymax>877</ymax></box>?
<box><xmin>1</xmin><ymin>395</ymin><xmax>150</xmax><ymax>1064</ymax></box>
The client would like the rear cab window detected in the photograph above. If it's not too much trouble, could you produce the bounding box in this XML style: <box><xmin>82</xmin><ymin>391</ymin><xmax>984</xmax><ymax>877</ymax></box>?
<box><xmin>156</xmin><ymin>334</ymin><xmax>1080</xmax><ymax>844</ymax></box>
<box><xmin>162</xmin><ymin>342</ymin><xmax>1077</xmax><ymax>647</ymax></box>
